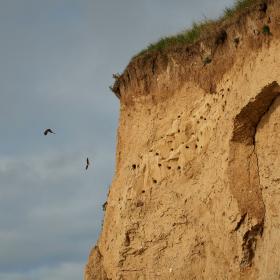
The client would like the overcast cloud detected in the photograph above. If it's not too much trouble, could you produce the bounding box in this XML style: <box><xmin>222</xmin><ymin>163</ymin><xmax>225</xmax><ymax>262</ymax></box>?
<box><xmin>0</xmin><ymin>0</ymin><xmax>234</xmax><ymax>279</ymax></box>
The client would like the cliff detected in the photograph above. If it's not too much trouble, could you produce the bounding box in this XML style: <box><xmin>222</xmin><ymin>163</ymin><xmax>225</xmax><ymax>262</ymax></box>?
<box><xmin>85</xmin><ymin>1</ymin><xmax>280</xmax><ymax>279</ymax></box>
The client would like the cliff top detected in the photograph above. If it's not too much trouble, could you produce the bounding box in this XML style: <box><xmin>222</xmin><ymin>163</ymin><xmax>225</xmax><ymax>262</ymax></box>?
<box><xmin>111</xmin><ymin>0</ymin><xmax>273</xmax><ymax>99</ymax></box>
<box><xmin>135</xmin><ymin>0</ymin><xmax>260</xmax><ymax>57</ymax></box>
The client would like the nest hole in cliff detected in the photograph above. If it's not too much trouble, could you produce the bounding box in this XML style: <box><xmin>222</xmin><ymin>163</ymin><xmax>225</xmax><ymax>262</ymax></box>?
<box><xmin>215</xmin><ymin>29</ymin><xmax>227</xmax><ymax>45</ymax></box>
<box><xmin>124</xmin><ymin>232</ymin><xmax>130</xmax><ymax>247</ymax></box>
<box><xmin>153</xmin><ymin>179</ymin><xmax>157</xmax><ymax>184</ymax></box>
<box><xmin>136</xmin><ymin>200</ymin><xmax>144</xmax><ymax>207</ymax></box>
<box><xmin>158</xmin><ymin>163</ymin><xmax>162</xmax><ymax>167</ymax></box>
<box><xmin>259</xmin><ymin>2</ymin><xmax>267</xmax><ymax>13</ymax></box>
<box><xmin>132</xmin><ymin>164</ymin><xmax>137</xmax><ymax>170</ymax></box>
<box><xmin>233</xmin><ymin>36</ymin><xmax>240</xmax><ymax>47</ymax></box>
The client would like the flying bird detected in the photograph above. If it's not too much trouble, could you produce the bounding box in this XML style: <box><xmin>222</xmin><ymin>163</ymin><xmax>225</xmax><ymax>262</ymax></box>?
<box><xmin>43</xmin><ymin>128</ymin><xmax>55</xmax><ymax>135</ymax></box>
<box><xmin>86</xmin><ymin>157</ymin><xmax>90</xmax><ymax>170</ymax></box>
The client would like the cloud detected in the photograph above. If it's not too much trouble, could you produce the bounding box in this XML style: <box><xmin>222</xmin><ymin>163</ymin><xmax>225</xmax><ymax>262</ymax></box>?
<box><xmin>0</xmin><ymin>262</ymin><xmax>82</xmax><ymax>280</ymax></box>
<box><xmin>0</xmin><ymin>152</ymin><xmax>107</xmax><ymax>272</ymax></box>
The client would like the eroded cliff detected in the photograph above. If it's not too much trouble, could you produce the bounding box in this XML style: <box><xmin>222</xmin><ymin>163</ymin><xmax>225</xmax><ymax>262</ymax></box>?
<box><xmin>85</xmin><ymin>1</ymin><xmax>280</xmax><ymax>279</ymax></box>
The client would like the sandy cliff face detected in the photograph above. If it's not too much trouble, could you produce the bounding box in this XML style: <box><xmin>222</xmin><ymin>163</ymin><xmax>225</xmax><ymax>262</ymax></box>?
<box><xmin>85</xmin><ymin>1</ymin><xmax>280</xmax><ymax>279</ymax></box>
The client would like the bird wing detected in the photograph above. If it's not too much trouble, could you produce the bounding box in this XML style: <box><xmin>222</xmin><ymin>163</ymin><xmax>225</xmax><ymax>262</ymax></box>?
<box><xmin>85</xmin><ymin>158</ymin><xmax>90</xmax><ymax>170</ymax></box>
<box><xmin>44</xmin><ymin>128</ymin><xmax>55</xmax><ymax>135</ymax></box>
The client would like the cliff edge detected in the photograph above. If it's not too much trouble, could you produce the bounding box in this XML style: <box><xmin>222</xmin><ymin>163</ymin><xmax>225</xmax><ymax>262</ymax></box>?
<box><xmin>85</xmin><ymin>1</ymin><xmax>280</xmax><ymax>279</ymax></box>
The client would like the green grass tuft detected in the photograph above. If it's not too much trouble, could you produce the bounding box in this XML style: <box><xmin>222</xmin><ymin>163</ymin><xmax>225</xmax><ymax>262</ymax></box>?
<box><xmin>262</xmin><ymin>24</ymin><xmax>271</xmax><ymax>35</ymax></box>
<box><xmin>223</xmin><ymin>7</ymin><xmax>235</xmax><ymax>19</ymax></box>
<box><xmin>223</xmin><ymin>0</ymin><xmax>256</xmax><ymax>19</ymax></box>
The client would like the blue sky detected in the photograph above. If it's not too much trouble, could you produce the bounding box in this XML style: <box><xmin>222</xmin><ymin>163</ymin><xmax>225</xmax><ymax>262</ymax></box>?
<box><xmin>0</xmin><ymin>0</ymin><xmax>234</xmax><ymax>279</ymax></box>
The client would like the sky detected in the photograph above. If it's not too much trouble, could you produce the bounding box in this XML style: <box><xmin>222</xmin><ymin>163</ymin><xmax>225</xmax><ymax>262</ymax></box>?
<box><xmin>0</xmin><ymin>0</ymin><xmax>234</xmax><ymax>279</ymax></box>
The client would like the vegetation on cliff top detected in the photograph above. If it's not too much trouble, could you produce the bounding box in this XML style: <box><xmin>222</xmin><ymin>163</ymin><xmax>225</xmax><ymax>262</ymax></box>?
<box><xmin>135</xmin><ymin>0</ymin><xmax>262</xmax><ymax>57</ymax></box>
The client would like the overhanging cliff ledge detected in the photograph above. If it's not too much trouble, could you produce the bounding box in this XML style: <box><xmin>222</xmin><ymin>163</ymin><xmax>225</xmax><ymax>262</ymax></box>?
<box><xmin>86</xmin><ymin>0</ymin><xmax>280</xmax><ymax>279</ymax></box>
<box><xmin>112</xmin><ymin>0</ymin><xmax>276</xmax><ymax>104</ymax></box>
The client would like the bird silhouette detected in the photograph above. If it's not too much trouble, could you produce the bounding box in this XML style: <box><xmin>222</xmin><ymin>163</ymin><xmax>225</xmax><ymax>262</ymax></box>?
<box><xmin>86</xmin><ymin>157</ymin><xmax>90</xmax><ymax>170</ymax></box>
<box><xmin>43</xmin><ymin>128</ymin><xmax>55</xmax><ymax>135</ymax></box>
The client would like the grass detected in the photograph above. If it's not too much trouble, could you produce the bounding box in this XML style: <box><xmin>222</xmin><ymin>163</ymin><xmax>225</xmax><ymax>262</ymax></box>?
<box><xmin>223</xmin><ymin>0</ymin><xmax>256</xmax><ymax>18</ymax></box>
<box><xmin>135</xmin><ymin>0</ymin><xmax>260</xmax><ymax>57</ymax></box>
<box><xmin>262</xmin><ymin>24</ymin><xmax>272</xmax><ymax>35</ymax></box>
<box><xmin>137</xmin><ymin>21</ymin><xmax>213</xmax><ymax>56</ymax></box>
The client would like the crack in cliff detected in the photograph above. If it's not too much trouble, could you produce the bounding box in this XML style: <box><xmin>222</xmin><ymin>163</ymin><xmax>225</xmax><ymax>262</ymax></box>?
<box><xmin>240</xmin><ymin>90</ymin><xmax>280</xmax><ymax>268</ymax></box>
<box><xmin>234</xmin><ymin>213</ymin><xmax>247</xmax><ymax>232</ymax></box>
<box><xmin>240</xmin><ymin>222</ymin><xmax>264</xmax><ymax>268</ymax></box>
<box><xmin>240</xmin><ymin>135</ymin><xmax>264</xmax><ymax>268</ymax></box>
<box><xmin>229</xmin><ymin>81</ymin><xmax>280</xmax><ymax>269</ymax></box>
